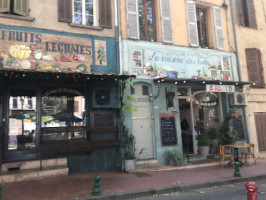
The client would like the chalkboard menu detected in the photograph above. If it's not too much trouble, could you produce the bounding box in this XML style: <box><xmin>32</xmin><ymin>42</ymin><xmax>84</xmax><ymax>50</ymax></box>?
<box><xmin>160</xmin><ymin>114</ymin><xmax>177</xmax><ymax>146</ymax></box>
<box><xmin>231</xmin><ymin>113</ymin><xmax>245</xmax><ymax>140</ymax></box>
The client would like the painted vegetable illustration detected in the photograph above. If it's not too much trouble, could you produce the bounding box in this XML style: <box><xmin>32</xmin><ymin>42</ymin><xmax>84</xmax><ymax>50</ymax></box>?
<box><xmin>9</xmin><ymin>45</ymin><xmax>31</xmax><ymax>59</ymax></box>
<box><xmin>76</xmin><ymin>64</ymin><xmax>87</xmax><ymax>73</ymax></box>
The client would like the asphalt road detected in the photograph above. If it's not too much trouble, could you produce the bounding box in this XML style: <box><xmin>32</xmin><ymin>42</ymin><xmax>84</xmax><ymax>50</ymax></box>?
<box><xmin>133</xmin><ymin>179</ymin><xmax>266</xmax><ymax>200</ymax></box>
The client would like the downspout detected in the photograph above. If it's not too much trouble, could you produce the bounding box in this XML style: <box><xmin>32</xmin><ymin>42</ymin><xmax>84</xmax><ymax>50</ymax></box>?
<box><xmin>115</xmin><ymin>0</ymin><xmax>122</xmax><ymax>169</ymax></box>
<box><xmin>229</xmin><ymin>0</ymin><xmax>250</xmax><ymax>143</ymax></box>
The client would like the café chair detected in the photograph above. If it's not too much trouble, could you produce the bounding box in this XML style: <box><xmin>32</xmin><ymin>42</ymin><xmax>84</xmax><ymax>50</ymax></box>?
<box><xmin>240</xmin><ymin>143</ymin><xmax>256</xmax><ymax>165</ymax></box>
<box><xmin>219</xmin><ymin>145</ymin><xmax>234</xmax><ymax>168</ymax></box>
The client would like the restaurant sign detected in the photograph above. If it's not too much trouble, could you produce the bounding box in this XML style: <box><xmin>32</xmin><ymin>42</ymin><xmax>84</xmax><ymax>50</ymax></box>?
<box><xmin>206</xmin><ymin>84</ymin><xmax>235</xmax><ymax>93</ymax></box>
<box><xmin>0</xmin><ymin>28</ymin><xmax>94</xmax><ymax>73</ymax></box>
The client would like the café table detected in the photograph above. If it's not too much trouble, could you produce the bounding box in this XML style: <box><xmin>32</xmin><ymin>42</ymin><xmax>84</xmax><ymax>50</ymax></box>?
<box><xmin>223</xmin><ymin>144</ymin><xmax>249</xmax><ymax>166</ymax></box>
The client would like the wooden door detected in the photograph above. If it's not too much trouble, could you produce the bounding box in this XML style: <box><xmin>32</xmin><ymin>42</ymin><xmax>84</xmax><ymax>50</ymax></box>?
<box><xmin>254</xmin><ymin>112</ymin><xmax>266</xmax><ymax>152</ymax></box>
<box><xmin>132</xmin><ymin>83</ymin><xmax>154</xmax><ymax>160</ymax></box>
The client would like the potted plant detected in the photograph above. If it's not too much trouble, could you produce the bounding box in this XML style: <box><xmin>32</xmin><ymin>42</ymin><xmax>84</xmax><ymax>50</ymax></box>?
<box><xmin>163</xmin><ymin>150</ymin><xmax>183</xmax><ymax>166</ymax></box>
<box><xmin>121</xmin><ymin>125</ymin><xmax>136</xmax><ymax>171</ymax></box>
<box><xmin>219</xmin><ymin>110</ymin><xmax>236</xmax><ymax>145</ymax></box>
<box><xmin>206</xmin><ymin>127</ymin><xmax>219</xmax><ymax>154</ymax></box>
<box><xmin>196</xmin><ymin>134</ymin><xmax>210</xmax><ymax>155</ymax></box>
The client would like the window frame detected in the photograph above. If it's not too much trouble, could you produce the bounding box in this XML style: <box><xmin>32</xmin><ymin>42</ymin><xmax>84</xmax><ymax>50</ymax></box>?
<box><xmin>138</xmin><ymin>0</ymin><xmax>157</xmax><ymax>42</ymax></box>
<box><xmin>72</xmin><ymin>0</ymin><xmax>99</xmax><ymax>27</ymax></box>
<box><xmin>239</xmin><ymin>0</ymin><xmax>257</xmax><ymax>29</ymax></box>
<box><xmin>196</xmin><ymin>7</ymin><xmax>208</xmax><ymax>48</ymax></box>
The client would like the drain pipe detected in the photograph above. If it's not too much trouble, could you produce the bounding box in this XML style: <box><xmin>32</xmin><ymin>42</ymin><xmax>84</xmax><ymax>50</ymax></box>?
<box><xmin>230</xmin><ymin>0</ymin><xmax>250</xmax><ymax>143</ymax></box>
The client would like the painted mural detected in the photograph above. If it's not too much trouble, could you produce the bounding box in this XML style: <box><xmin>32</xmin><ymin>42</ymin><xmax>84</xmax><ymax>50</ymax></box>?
<box><xmin>131</xmin><ymin>48</ymin><xmax>234</xmax><ymax>81</ymax></box>
<box><xmin>0</xmin><ymin>29</ymin><xmax>100</xmax><ymax>74</ymax></box>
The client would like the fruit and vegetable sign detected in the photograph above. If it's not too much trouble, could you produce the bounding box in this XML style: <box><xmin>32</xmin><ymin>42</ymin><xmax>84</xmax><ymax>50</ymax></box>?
<box><xmin>131</xmin><ymin>48</ymin><xmax>234</xmax><ymax>81</ymax></box>
<box><xmin>0</xmin><ymin>29</ymin><xmax>93</xmax><ymax>73</ymax></box>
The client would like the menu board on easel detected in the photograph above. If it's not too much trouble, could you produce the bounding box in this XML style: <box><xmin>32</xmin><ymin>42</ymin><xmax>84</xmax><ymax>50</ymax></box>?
<box><xmin>160</xmin><ymin>114</ymin><xmax>177</xmax><ymax>146</ymax></box>
<box><xmin>231</xmin><ymin>112</ymin><xmax>245</xmax><ymax>140</ymax></box>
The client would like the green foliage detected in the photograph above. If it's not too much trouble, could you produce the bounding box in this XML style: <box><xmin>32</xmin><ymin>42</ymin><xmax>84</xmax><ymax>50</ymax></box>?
<box><xmin>219</xmin><ymin>109</ymin><xmax>236</xmax><ymax>145</ymax></box>
<box><xmin>115</xmin><ymin>79</ymin><xmax>138</xmax><ymax>112</ymax></box>
<box><xmin>121</xmin><ymin>125</ymin><xmax>136</xmax><ymax>160</ymax></box>
<box><xmin>206</xmin><ymin>127</ymin><xmax>218</xmax><ymax>140</ymax></box>
<box><xmin>196</xmin><ymin>134</ymin><xmax>209</xmax><ymax>146</ymax></box>
<box><xmin>163</xmin><ymin>150</ymin><xmax>183</xmax><ymax>166</ymax></box>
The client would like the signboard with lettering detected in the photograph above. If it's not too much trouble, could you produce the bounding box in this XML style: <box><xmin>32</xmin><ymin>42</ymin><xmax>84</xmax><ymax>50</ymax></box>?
<box><xmin>206</xmin><ymin>84</ymin><xmax>235</xmax><ymax>93</ymax></box>
<box><xmin>128</xmin><ymin>45</ymin><xmax>236</xmax><ymax>81</ymax></box>
<box><xmin>160</xmin><ymin>113</ymin><xmax>177</xmax><ymax>146</ymax></box>
<box><xmin>231</xmin><ymin>112</ymin><xmax>245</xmax><ymax>140</ymax></box>
<box><xmin>0</xmin><ymin>28</ymin><xmax>96</xmax><ymax>73</ymax></box>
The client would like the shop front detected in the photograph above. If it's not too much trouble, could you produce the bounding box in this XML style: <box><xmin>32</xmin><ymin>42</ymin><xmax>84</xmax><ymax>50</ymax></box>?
<box><xmin>121</xmin><ymin>40</ymin><xmax>250</xmax><ymax>165</ymax></box>
<box><xmin>0</xmin><ymin>25</ymin><xmax>129</xmax><ymax>172</ymax></box>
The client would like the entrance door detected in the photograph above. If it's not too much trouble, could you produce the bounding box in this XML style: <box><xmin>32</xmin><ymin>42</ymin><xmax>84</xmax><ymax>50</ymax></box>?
<box><xmin>4</xmin><ymin>88</ymin><xmax>38</xmax><ymax>162</ymax></box>
<box><xmin>132</xmin><ymin>83</ymin><xmax>154</xmax><ymax>160</ymax></box>
<box><xmin>254</xmin><ymin>112</ymin><xmax>266</xmax><ymax>152</ymax></box>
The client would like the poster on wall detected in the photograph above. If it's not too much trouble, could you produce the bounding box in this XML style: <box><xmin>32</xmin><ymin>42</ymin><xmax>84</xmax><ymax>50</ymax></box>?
<box><xmin>0</xmin><ymin>28</ymin><xmax>93</xmax><ymax>73</ymax></box>
<box><xmin>160</xmin><ymin>113</ymin><xmax>177</xmax><ymax>146</ymax></box>
<box><xmin>130</xmin><ymin>47</ymin><xmax>235</xmax><ymax>81</ymax></box>
<box><xmin>95</xmin><ymin>40</ymin><xmax>107</xmax><ymax>66</ymax></box>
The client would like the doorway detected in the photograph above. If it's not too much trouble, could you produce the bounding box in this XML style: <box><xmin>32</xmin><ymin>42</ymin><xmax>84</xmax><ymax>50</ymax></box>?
<box><xmin>131</xmin><ymin>83</ymin><xmax>154</xmax><ymax>160</ymax></box>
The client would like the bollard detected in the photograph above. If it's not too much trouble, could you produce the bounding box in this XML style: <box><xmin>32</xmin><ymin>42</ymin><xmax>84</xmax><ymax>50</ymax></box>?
<box><xmin>0</xmin><ymin>184</ymin><xmax>2</xmax><ymax>200</ymax></box>
<box><xmin>234</xmin><ymin>161</ymin><xmax>241</xmax><ymax>177</ymax></box>
<box><xmin>246</xmin><ymin>181</ymin><xmax>257</xmax><ymax>200</ymax></box>
<box><xmin>92</xmin><ymin>175</ymin><xmax>102</xmax><ymax>196</ymax></box>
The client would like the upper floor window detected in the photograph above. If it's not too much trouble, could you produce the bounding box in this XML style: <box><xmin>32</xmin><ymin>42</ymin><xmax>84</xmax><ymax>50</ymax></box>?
<box><xmin>239</xmin><ymin>0</ymin><xmax>257</xmax><ymax>29</ymax></box>
<box><xmin>196</xmin><ymin>8</ymin><xmax>208</xmax><ymax>48</ymax></box>
<box><xmin>246</xmin><ymin>48</ymin><xmax>264</xmax><ymax>88</ymax></box>
<box><xmin>126</xmin><ymin>0</ymin><xmax>172</xmax><ymax>43</ymax></box>
<box><xmin>12</xmin><ymin>96</ymin><xmax>18</xmax><ymax>109</ymax></box>
<box><xmin>27</xmin><ymin>96</ymin><xmax>32</xmax><ymax>109</ymax></box>
<box><xmin>186</xmin><ymin>1</ymin><xmax>224</xmax><ymax>50</ymax></box>
<box><xmin>0</xmin><ymin>0</ymin><xmax>29</xmax><ymax>16</ymax></box>
<box><xmin>58</xmin><ymin>0</ymin><xmax>112</xmax><ymax>28</ymax></box>
<box><xmin>138</xmin><ymin>0</ymin><xmax>156</xmax><ymax>41</ymax></box>
<box><xmin>73</xmin><ymin>0</ymin><xmax>98</xmax><ymax>26</ymax></box>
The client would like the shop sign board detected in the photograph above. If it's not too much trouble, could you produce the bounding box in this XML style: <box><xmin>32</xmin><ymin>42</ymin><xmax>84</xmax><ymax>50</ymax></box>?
<box><xmin>127</xmin><ymin>42</ymin><xmax>237</xmax><ymax>81</ymax></box>
<box><xmin>206</xmin><ymin>84</ymin><xmax>235</xmax><ymax>93</ymax></box>
<box><xmin>0</xmin><ymin>28</ymin><xmax>108</xmax><ymax>74</ymax></box>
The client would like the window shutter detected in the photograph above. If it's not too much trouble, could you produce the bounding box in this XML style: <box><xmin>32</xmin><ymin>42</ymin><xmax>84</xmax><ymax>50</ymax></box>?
<box><xmin>246</xmin><ymin>48</ymin><xmax>264</xmax><ymax>88</ymax></box>
<box><xmin>246</xmin><ymin>0</ymin><xmax>257</xmax><ymax>28</ymax></box>
<box><xmin>126</xmin><ymin>0</ymin><xmax>139</xmax><ymax>39</ymax></box>
<box><xmin>0</xmin><ymin>0</ymin><xmax>10</xmax><ymax>13</ymax></box>
<box><xmin>99</xmin><ymin>0</ymin><xmax>112</xmax><ymax>28</ymax></box>
<box><xmin>14</xmin><ymin>0</ymin><xmax>28</xmax><ymax>16</ymax></box>
<box><xmin>186</xmin><ymin>1</ymin><xmax>199</xmax><ymax>47</ymax></box>
<box><xmin>254</xmin><ymin>113</ymin><xmax>266</xmax><ymax>152</ymax></box>
<box><xmin>58</xmin><ymin>0</ymin><xmax>72</xmax><ymax>23</ymax></box>
<box><xmin>160</xmin><ymin>0</ymin><xmax>172</xmax><ymax>43</ymax></box>
<box><xmin>213</xmin><ymin>6</ymin><xmax>224</xmax><ymax>50</ymax></box>
<box><xmin>238</xmin><ymin>0</ymin><xmax>245</xmax><ymax>26</ymax></box>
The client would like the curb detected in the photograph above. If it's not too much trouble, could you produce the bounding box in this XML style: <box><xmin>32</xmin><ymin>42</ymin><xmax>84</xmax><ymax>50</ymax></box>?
<box><xmin>73</xmin><ymin>174</ymin><xmax>266</xmax><ymax>200</ymax></box>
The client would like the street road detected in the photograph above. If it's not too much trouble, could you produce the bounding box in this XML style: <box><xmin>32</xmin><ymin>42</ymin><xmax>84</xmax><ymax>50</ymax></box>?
<box><xmin>133</xmin><ymin>179</ymin><xmax>266</xmax><ymax>200</ymax></box>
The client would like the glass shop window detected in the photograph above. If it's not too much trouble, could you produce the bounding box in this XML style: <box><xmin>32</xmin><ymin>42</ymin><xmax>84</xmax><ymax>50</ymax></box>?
<box><xmin>192</xmin><ymin>90</ymin><xmax>220</xmax><ymax>136</ymax></box>
<box><xmin>41</xmin><ymin>88</ymin><xmax>86</xmax><ymax>140</ymax></box>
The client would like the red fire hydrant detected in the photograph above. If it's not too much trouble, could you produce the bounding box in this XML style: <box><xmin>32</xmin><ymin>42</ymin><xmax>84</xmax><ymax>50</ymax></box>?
<box><xmin>246</xmin><ymin>181</ymin><xmax>257</xmax><ymax>200</ymax></box>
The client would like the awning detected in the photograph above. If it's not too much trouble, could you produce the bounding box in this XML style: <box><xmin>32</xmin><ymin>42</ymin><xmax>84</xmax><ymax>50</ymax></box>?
<box><xmin>0</xmin><ymin>69</ymin><xmax>136</xmax><ymax>81</ymax></box>
<box><xmin>153</xmin><ymin>77</ymin><xmax>254</xmax><ymax>86</ymax></box>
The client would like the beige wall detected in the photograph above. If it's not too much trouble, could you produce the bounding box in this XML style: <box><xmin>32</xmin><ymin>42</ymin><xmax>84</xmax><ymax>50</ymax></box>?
<box><xmin>233</xmin><ymin>0</ymin><xmax>266</xmax><ymax>157</ymax></box>
<box><xmin>120</xmin><ymin>0</ymin><xmax>234</xmax><ymax>52</ymax></box>
<box><xmin>0</xmin><ymin>0</ymin><xmax>115</xmax><ymax>37</ymax></box>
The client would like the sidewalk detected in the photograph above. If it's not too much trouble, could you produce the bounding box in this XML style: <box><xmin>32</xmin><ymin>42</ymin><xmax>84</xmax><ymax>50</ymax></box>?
<box><xmin>1</xmin><ymin>159</ymin><xmax>266</xmax><ymax>200</ymax></box>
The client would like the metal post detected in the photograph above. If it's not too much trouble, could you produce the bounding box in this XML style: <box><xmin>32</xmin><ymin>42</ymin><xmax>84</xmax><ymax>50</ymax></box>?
<box><xmin>246</xmin><ymin>181</ymin><xmax>257</xmax><ymax>200</ymax></box>
<box><xmin>92</xmin><ymin>175</ymin><xmax>101</xmax><ymax>196</ymax></box>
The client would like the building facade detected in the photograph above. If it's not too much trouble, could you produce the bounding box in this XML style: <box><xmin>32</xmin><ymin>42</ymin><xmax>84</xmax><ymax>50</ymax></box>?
<box><xmin>0</xmin><ymin>0</ymin><xmax>128</xmax><ymax>173</ymax></box>
<box><xmin>232</xmin><ymin>0</ymin><xmax>266</xmax><ymax>158</ymax></box>
<box><xmin>119</xmin><ymin>0</ymin><xmax>251</xmax><ymax>165</ymax></box>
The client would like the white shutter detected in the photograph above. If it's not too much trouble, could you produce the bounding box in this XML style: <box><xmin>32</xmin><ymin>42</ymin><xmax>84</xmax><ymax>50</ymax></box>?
<box><xmin>186</xmin><ymin>1</ymin><xmax>199</xmax><ymax>47</ymax></box>
<box><xmin>160</xmin><ymin>0</ymin><xmax>172</xmax><ymax>43</ymax></box>
<box><xmin>213</xmin><ymin>6</ymin><xmax>225</xmax><ymax>50</ymax></box>
<box><xmin>126</xmin><ymin>0</ymin><xmax>139</xmax><ymax>39</ymax></box>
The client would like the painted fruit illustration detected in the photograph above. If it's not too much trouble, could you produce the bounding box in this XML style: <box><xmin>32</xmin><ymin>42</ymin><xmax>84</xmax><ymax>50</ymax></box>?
<box><xmin>9</xmin><ymin>45</ymin><xmax>31</xmax><ymax>59</ymax></box>
<box><xmin>20</xmin><ymin>60</ymin><xmax>31</xmax><ymax>69</ymax></box>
